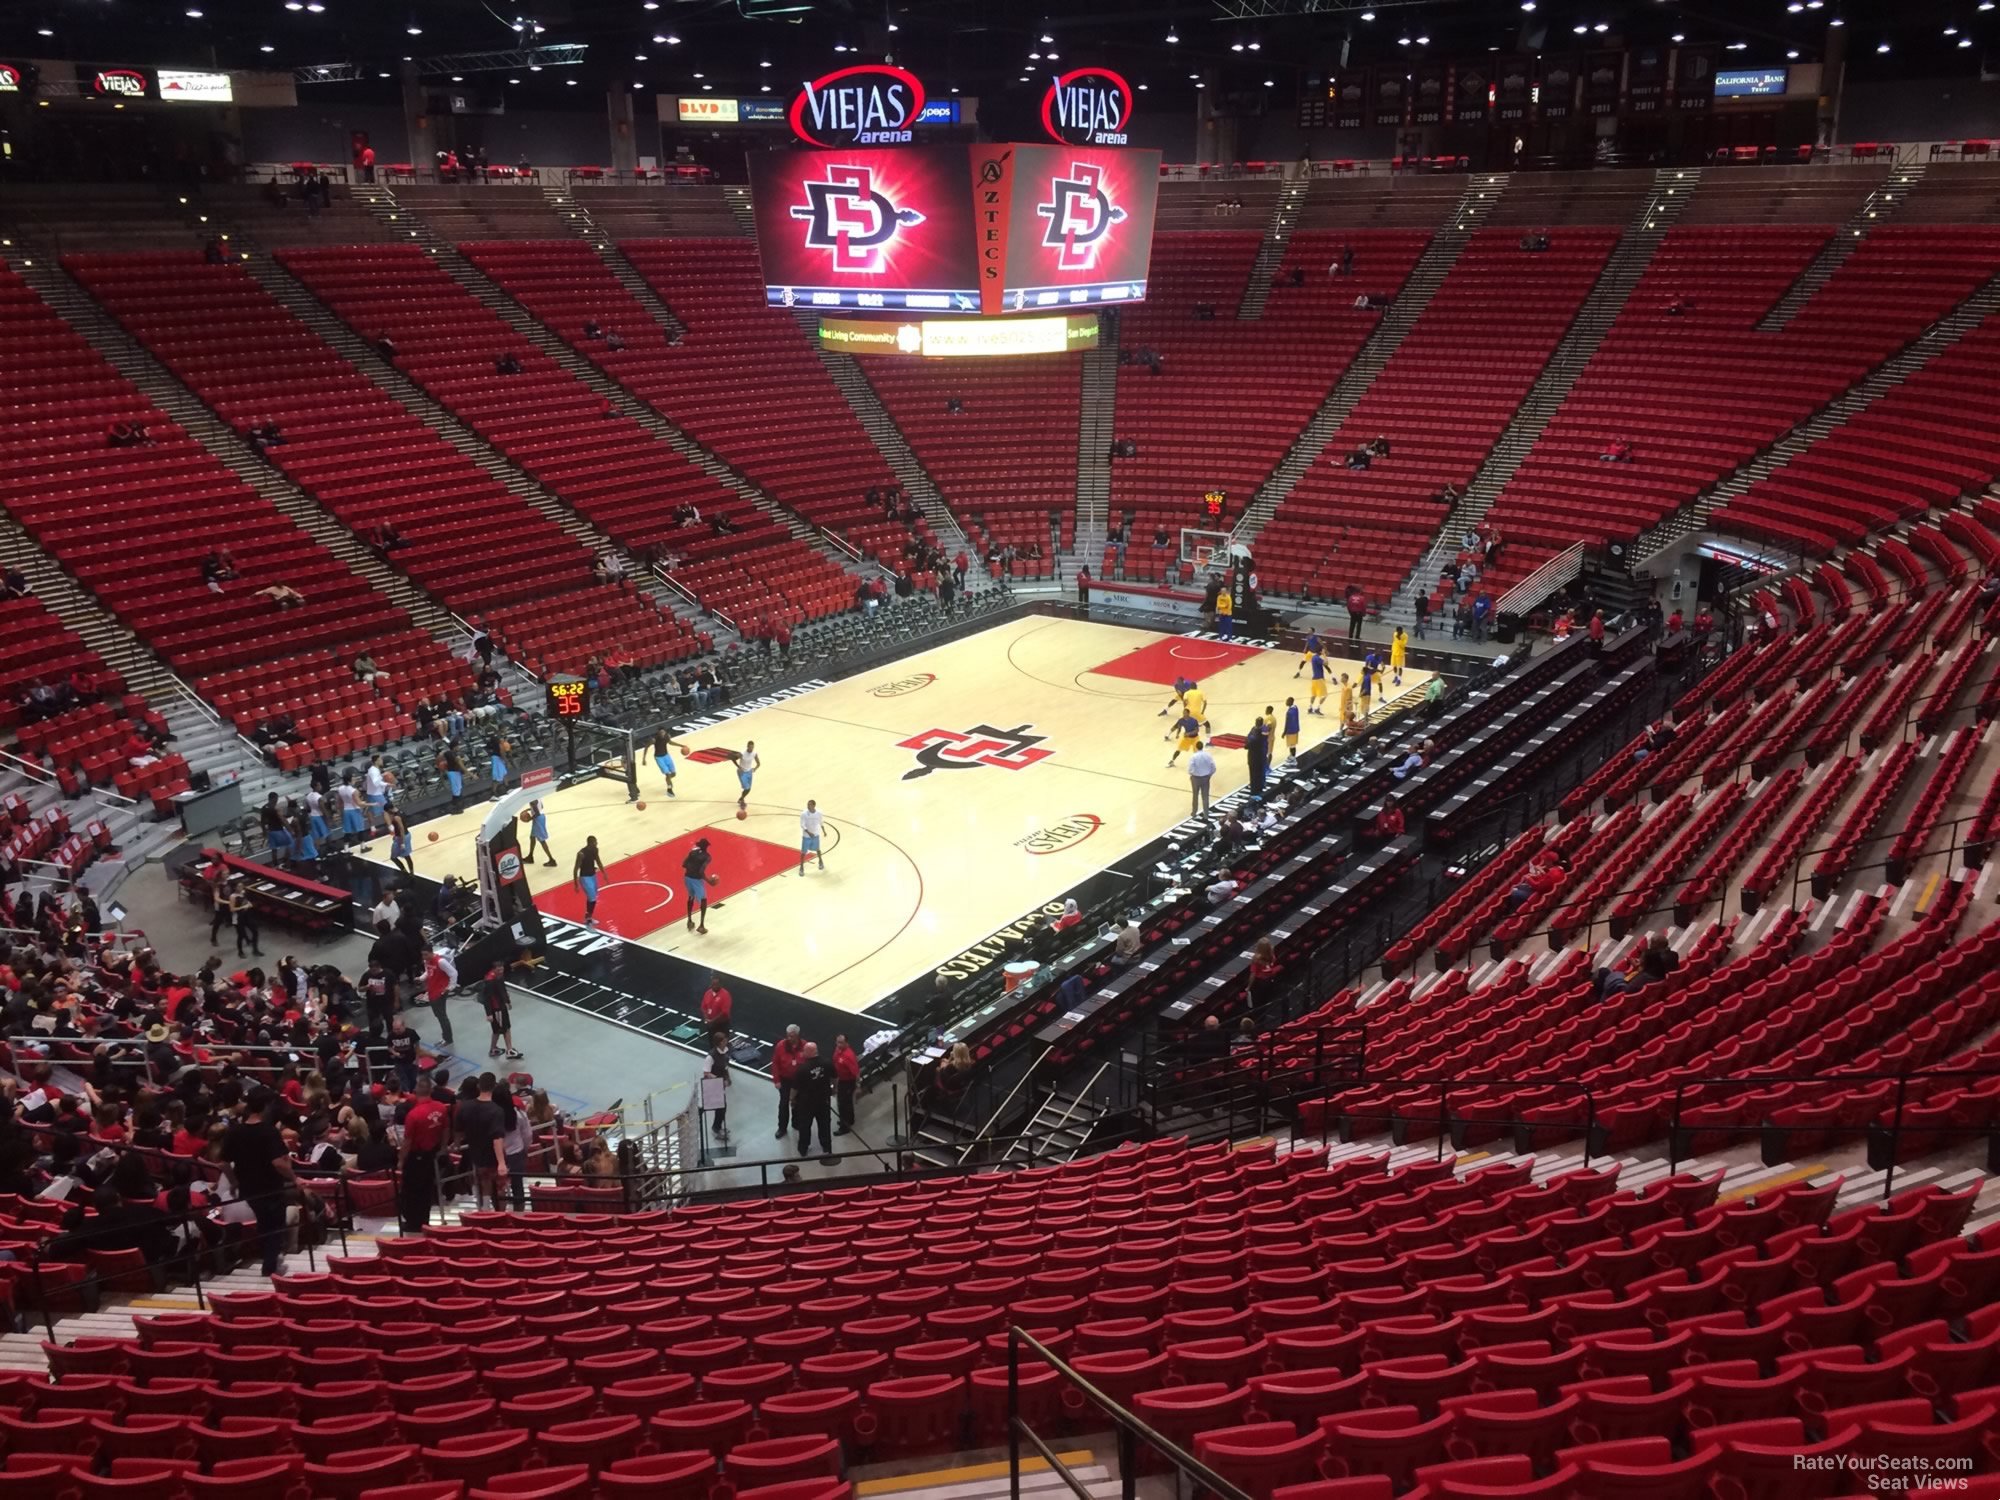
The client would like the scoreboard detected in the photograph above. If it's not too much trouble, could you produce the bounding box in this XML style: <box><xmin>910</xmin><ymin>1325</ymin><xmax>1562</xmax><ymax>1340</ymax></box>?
<box><xmin>546</xmin><ymin>677</ymin><xmax>590</xmax><ymax>720</ymax></box>
<box><xmin>748</xmin><ymin>143</ymin><xmax>1159</xmax><ymax>316</ymax></box>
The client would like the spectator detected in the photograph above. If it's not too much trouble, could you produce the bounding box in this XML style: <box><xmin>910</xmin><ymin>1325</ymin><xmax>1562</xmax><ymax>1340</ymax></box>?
<box><xmin>1505</xmin><ymin>857</ymin><xmax>1567</xmax><ymax>912</ymax></box>
<box><xmin>832</xmin><ymin>1033</ymin><xmax>860</xmax><ymax>1135</ymax></box>
<box><xmin>1113</xmin><ymin>915</ymin><xmax>1142</xmax><ymax>967</ymax></box>
<box><xmin>700</xmin><ymin>971</ymin><xmax>732</xmax><ymax>1044</ymax></box>
<box><xmin>704</xmin><ymin>1038</ymin><xmax>731</xmax><ymax>1144</ymax></box>
<box><xmin>792</xmin><ymin>1042</ymin><xmax>834</xmax><ymax>1157</ymax></box>
<box><xmin>1345</xmin><ymin>585</ymin><xmax>1367</xmax><ymax>641</ymax></box>
<box><xmin>771</xmin><ymin>1024</ymin><xmax>807</xmax><ymax>1138</ymax></box>
<box><xmin>1640</xmin><ymin>932</ymin><xmax>1680</xmax><ymax>982</ymax></box>
<box><xmin>935</xmin><ymin>1042</ymin><xmax>975</xmax><ymax>1106</ymax></box>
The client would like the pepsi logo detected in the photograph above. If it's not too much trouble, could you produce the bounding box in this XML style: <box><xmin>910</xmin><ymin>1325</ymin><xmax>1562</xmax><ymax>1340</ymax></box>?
<box><xmin>1016</xmin><ymin>814</ymin><xmax>1104</xmax><ymax>855</ymax></box>
<box><xmin>791</xmin><ymin>65</ymin><xmax>926</xmax><ymax>148</ymax></box>
<box><xmin>1041</xmin><ymin>67</ymin><xmax>1134</xmax><ymax>147</ymax></box>
<box><xmin>870</xmin><ymin>671</ymin><xmax>937</xmax><ymax>698</ymax></box>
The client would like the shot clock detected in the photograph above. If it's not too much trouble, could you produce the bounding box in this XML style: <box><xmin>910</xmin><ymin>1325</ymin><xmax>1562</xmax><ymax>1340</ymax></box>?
<box><xmin>546</xmin><ymin>677</ymin><xmax>590</xmax><ymax>720</ymax></box>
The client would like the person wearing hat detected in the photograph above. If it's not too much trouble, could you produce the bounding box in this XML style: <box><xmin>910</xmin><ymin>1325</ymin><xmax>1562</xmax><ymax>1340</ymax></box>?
<box><xmin>144</xmin><ymin>1023</ymin><xmax>176</xmax><ymax>1081</ymax></box>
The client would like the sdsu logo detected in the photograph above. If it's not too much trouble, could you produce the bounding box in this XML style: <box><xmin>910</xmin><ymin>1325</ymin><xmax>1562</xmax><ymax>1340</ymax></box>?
<box><xmin>898</xmin><ymin>724</ymin><xmax>1052</xmax><ymax>781</ymax></box>
<box><xmin>790</xmin><ymin>164</ymin><xmax>926</xmax><ymax>273</ymax></box>
<box><xmin>1036</xmin><ymin>162</ymin><xmax>1127</xmax><ymax>273</ymax></box>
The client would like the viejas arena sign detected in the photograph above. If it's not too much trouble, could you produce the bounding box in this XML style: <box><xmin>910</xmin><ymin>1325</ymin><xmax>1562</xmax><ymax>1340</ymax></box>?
<box><xmin>790</xmin><ymin>64</ymin><xmax>926</xmax><ymax>147</ymax></box>
<box><xmin>1042</xmin><ymin>67</ymin><xmax>1134</xmax><ymax>147</ymax></box>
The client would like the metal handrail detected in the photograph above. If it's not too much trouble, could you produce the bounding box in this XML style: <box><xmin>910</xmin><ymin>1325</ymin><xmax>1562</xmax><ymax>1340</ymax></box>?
<box><xmin>1007</xmin><ymin>1326</ymin><xmax>1253</xmax><ymax>1500</ymax></box>
<box><xmin>958</xmin><ymin>1048</ymin><xmax>1050</xmax><ymax>1166</ymax></box>
<box><xmin>1498</xmin><ymin>540</ymin><xmax>1588</xmax><ymax>618</ymax></box>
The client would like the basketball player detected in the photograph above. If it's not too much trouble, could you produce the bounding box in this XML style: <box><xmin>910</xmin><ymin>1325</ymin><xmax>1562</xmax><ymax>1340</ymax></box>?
<box><xmin>1336</xmin><ymin>672</ymin><xmax>1355</xmax><ymax>726</ymax></box>
<box><xmin>647</xmin><ymin>728</ymin><xmax>683</xmax><ymax>798</ymax></box>
<box><xmin>1390</xmin><ymin>626</ymin><xmax>1409</xmax><ymax>686</ymax></box>
<box><xmin>1182</xmin><ymin>681</ymin><xmax>1211</xmax><ymax>735</ymax></box>
<box><xmin>1283</xmin><ymin>697</ymin><xmax>1301</xmax><ymax>761</ymax></box>
<box><xmin>799</xmin><ymin>799</ymin><xmax>825</xmax><ymax>875</ymax></box>
<box><xmin>735</xmin><ymin>741</ymin><xmax>760</xmax><ymax>811</ymax></box>
<box><xmin>683</xmin><ymin>836</ymin><xmax>713</xmax><ymax>934</ymax></box>
<box><xmin>1307</xmin><ymin>646</ymin><xmax>1329</xmax><ymax>715</ymax></box>
<box><xmin>572</xmin><ymin>835</ymin><xmax>604</xmax><ymax>926</ymax></box>
<box><xmin>1158</xmin><ymin>674</ymin><xmax>1195</xmax><ymax>718</ymax></box>
<box><xmin>1295</xmin><ymin>629</ymin><xmax>1323</xmax><ymax>678</ymax></box>
<box><xmin>527</xmin><ymin>799</ymin><xmax>556</xmax><ymax>867</ymax></box>
<box><xmin>1165</xmin><ymin>707</ymin><xmax>1201</xmax><ymax>768</ymax></box>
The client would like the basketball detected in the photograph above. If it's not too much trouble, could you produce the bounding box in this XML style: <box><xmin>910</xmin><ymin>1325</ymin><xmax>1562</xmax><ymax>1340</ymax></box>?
<box><xmin>707</xmin><ymin>873</ymin><xmax>721</xmax><ymax>887</ymax></box>
<box><xmin>520</xmin><ymin>810</ymin><xmax>533</xmax><ymax>823</ymax></box>
<box><xmin>636</xmin><ymin>800</ymin><xmax>647</xmax><ymax>810</ymax></box>
<box><xmin>427</xmin><ymin>832</ymin><xmax>438</xmax><ymax>842</ymax></box>
<box><xmin>735</xmin><ymin>806</ymin><xmax>748</xmax><ymax>821</ymax></box>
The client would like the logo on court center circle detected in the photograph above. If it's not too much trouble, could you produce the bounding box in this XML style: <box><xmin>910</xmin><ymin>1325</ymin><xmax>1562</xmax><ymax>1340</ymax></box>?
<box><xmin>870</xmin><ymin>671</ymin><xmax>937</xmax><ymax>698</ymax></box>
<box><xmin>1017</xmin><ymin>814</ymin><xmax>1103</xmax><ymax>855</ymax></box>
<box><xmin>897</xmin><ymin>724</ymin><xmax>1053</xmax><ymax>781</ymax></box>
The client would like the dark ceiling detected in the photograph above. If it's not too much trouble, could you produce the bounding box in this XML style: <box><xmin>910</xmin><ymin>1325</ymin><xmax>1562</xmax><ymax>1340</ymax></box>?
<box><xmin>2</xmin><ymin>0</ymin><xmax>1992</xmax><ymax>112</ymax></box>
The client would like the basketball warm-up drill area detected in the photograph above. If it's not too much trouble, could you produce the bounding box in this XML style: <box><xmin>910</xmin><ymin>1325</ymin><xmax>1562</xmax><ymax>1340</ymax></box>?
<box><xmin>382</xmin><ymin>616</ymin><xmax>1430</xmax><ymax>1014</ymax></box>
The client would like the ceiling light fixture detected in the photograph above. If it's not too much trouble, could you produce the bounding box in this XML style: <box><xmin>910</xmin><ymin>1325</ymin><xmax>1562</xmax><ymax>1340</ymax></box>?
<box><xmin>567</xmin><ymin>77</ymin><xmax>578</xmax><ymax>84</ymax></box>
<box><xmin>1726</xmin><ymin>40</ymin><xmax>1747</xmax><ymax>49</ymax></box>
<box><xmin>1231</xmin><ymin>41</ymin><xmax>1244</xmax><ymax>51</ymax></box>
<box><xmin>760</xmin><ymin>83</ymin><xmax>771</xmax><ymax>91</ymax></box>
<box><xmin>1671</xmin><ymin>31</ymin><xmax>1685</xmax><ymax>40</ymax></box>
<box><xmin>185</xmin><ymin>7</ymin><xmax>202</xmax><ymax>16</ymax></box>
<box><xmin>1262</xmin><ymin>77</ymin><xmax>1274</xmax><ymax>86</ymax></box>
<box><xmin>1136</xmin><ymin>81</ymin><xmax>1147</xmax><ymax>89</ymax></box>
<box><xmin>1787</xmin><ymin>48</ymin><xmax>1800</xmax><ymax>58</ymax></box>
<box><xmin>887</xmin><ymin>20</ymin><xmax>898</xmax><ymax>31</ymax></box>
<box><xmin>1415</xmin><ymin>33</ymin><xmax>1429</xmax><ymax>43</ymax></box>
<box><xmin>507</xmin><ymin>77</ymin><xmax>519</xmax><ymax>83</ymax></box>
<box><xmin>35</xmin><ymin>27</ymin><xmax>51</xmax><ymax>36</ymax></box>
<box><xmin>1040</xmin><ymin>31</ymin><xmax>1053</xmax><ymax>42</ymax></box>
<box><xmin>1359</xmin><ymin>9</ymin><xmax>1375</xmax><ymax>19</ymax></box>
<box><xmin>1787</xmin><ymin>1</ymin><xmax>1802</xmax><ymax>10</ymax></box>
<box><xmin>1165</xmin><ymin>28</ymin><xmax>1178</xmax><ymax>41</ymax></box>
<box><xmin>1962</xmin><ymin>35</ymin><xmax>1976</xmax><ymax>45</ymax></box>
<box><xmin>759</xmin><ymin>58</ymin><xmax>771</xmax><ymax>67</ymax></box>
<box><xmin>833</xmin><ymin>41</ymin><xmax>847</xmax><ymax>51</ymax></box>
<box><xmin>261</xmin><ymin>43</ymin><xmax>275</xmax><ymax>52</ymax></box>
<box><xmin>1247</xmin><ymin>39</ymin><xmax>1260</xmax><ymax>49</ymax></box>
<box><xmin>304</xmin><ymin>3</ymin><xmax>322</xmax><ymax>12</ymax></box>
<box><xmin>1945</xmin><ymin>25</ymin><xmax>1959</xmax><ymax>34</ymax></box>
<box><xmin>1876</xmin><ymin>39</ymin><xmax>1890</xmax><ymax>50</ymax></box>
<box><xmin>1573</xmin><ymin>23</ymin><xmax>1587</xmax><ymax>33</ymax></box>
<box><xmin>1521</xmin><ymin>2</ymin><xmax>1535</xmax><ymax>10</ymax></box>
<box><xmin>691</xmin><ymin>70</ymin><xmax>704</xmax><ymax>78</ymax></box>
<box><xmin>1593</xmin><ymin>21</ymin><xmax>1609</xmax><ymax>31</ymax></box>
<box><xmin>1829</xmin><ymin>15</ymin><xmax>1844</xmax><ymax>24</ymax></box>
<box><xmin>1046</xmin><ymin>50</ymin><xmax>1058</xmax><ymax>57</ymax></box>
<box><xmin>1029</xmin><ymin>50</ymin><xmax>1041</xmax><ymax>59</ymax></box>
<box><xmin>451</xmin><ymin>74</ymin><xmax>462</xmax><ymax>80</ymax></box>
<box><xmin>406</xmin><ymin>24</ymin><xmax>421</xmax><ymax>35</ymax></box>
<box><xmin>1398</xmin><ymin>35</ymin><xmax>1412</xmax><ymax>45</ymax></box>
<box><xmin>634</xmin><ymin>53</ymin><xmax>646</xmax><ymax>61</ymax></box>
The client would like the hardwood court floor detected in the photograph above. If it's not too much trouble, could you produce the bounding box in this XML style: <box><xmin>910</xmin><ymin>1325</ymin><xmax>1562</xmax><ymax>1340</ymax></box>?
<box><xmin>396</xmin><ymin>616</ymin><xmax>1431</xmax><ymax>1013</ymax></box>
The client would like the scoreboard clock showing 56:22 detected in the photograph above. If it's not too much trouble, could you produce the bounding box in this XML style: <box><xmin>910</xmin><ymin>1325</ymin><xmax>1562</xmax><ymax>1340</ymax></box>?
<box><xmin>547</xmin><ymin>678</ymin><xmax>590</xmax><ymax>719</ymax></box>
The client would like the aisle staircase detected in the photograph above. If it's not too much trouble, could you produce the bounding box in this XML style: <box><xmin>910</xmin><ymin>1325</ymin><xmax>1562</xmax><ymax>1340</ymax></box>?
<box><xmin>230</xmin><ymin>232</ymin><xmax>699</xmax><ymax>630</ymax></box>
<box><xmin>0</xmin><ymin>518</ymin><xmax>165</xmax><ymax>703</ymax></box>
<box><xmin>1632</xmin><ymin>268</ymin><xmax>2000</xmax><ymax>568</ymax></box>
<box><xmin>541</xmin><ymin>185</ymin><xmax>690</xmax><ymax>341</ymax></box>
<box><xmin>1380</xmin><ymin>167</ymin><xmax>1698</xmax><ymax>629</ymax></box>
<box><xmin>1236</xmin><ymin>176</ymin><xmax>1310</xmax><ymax>320</ymax></box>
<box><xmin>1073</xmin><ymin>310</ymin><xmax>1121</xmax><ymax>563</ymax></box>
<box><xmin>1758</xmin><ymin>166</ymin><xmax>1925</xmax><ymax>331</ymax></box>
<box><xmin>1227</xmin><ymin>174</ymin><xmax>1506</xmax><ymax>544</ymax></box>
<box><xmin>3</xmin><ymin>252</ymin><xmax>463</xmax><ymax>653</ymax></box>
<box><xmin>343</xmin><ymin>185</ymin><xmax>854</xmax><ymax>590</ymax></box>
<box><xmin>804</xmin><ymin>327</ymin><xmax>975</xmax><ymax>557</ymax></box>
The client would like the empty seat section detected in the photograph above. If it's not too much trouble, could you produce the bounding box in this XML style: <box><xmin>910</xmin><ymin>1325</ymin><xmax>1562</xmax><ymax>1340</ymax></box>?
<box><xmin>1259</xmin><ymin>227</ymin><xmax>1616</xmax><ymax>608</ymax></box>
<box><xmin>0</xmin><ymin>263</ymin><xmax>459</xmax><ymax>741</ymax></box>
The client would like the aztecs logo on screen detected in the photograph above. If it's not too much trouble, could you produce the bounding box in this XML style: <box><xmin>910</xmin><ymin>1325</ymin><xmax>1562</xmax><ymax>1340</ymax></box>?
<box><xmin>1035</xmin><ymin>160</ymin><xmax>1128</xmax><ymax>273</ymax></box>
<box><xmin>789</xmin><ymin>163</ymin><xmax>927</xmax><ymax>273</ymax></box>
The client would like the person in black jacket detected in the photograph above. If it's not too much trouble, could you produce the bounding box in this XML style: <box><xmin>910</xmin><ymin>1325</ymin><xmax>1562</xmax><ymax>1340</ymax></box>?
<box><xmin>791</xmin><ymin>1042</ymin><xmax>834</xmax><ymax>1158</ymax></box>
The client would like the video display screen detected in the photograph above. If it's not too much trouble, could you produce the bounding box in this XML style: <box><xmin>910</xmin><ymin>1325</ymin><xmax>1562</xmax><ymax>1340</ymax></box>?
<box><xmin>749</xmin><ymin>143</ymin><xmax>1159</xmax><ymax>315</ymax></box>
<box><xmin>748</xmin><ymin>146</ymin><xmax>981</xmax><ymax>312</ymax></box>
<box><xmin>986</xmin><ymin>143</ymin><xmax>1159</xmax><ymax>314</ymax></box>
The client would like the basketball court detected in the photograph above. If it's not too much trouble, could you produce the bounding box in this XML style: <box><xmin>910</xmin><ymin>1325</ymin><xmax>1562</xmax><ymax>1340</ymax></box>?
<box><xmin>380</xmin><ymin>616</ymin><xmax>1431</xmax><ymax>1014</ymax></box>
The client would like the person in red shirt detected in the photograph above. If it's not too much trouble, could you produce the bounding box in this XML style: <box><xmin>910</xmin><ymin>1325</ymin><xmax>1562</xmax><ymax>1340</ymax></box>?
<box><xmin>1667</xmin><ymin>608</ymin><xmax>1685</xmax><ymax>634</ymax></box>
<box><xmin>832</xmin><ymin>1034</ymin><xmax>860</xmax><ymax>1136</ymax></box>
<box><xmin>953</xmin><ymin>550</ymin><xmax>969</xmax><ymax>590</ymax></box>
<box><xmin>770</xmin><ymin>1025</ymin><xmax>807</xmax><ymax>1139</ymax></box>
<box><xmin>1373</xmin><ymin>799</ymin><xmax>1406</xmax><ymax>840</ymax></box>
<box><xmin>701</xmin><ymin>972</ymin><xmax>732</xmax><ymax>1044</ymax></box>
<box><xmin>398</xmin><ymin>1087</ymin><xmax>452</xmax><ymax>1232</ymax></box>
<box><xmin>1588</xmin><ymin>610</ymin><xmax>1605</xmax><ymax>645</ymax></box>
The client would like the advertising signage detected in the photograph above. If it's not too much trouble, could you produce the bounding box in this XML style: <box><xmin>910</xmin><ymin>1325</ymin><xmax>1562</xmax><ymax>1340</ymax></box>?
<box><xmin>158</xmin><ymin>68</ymin><xmax>233</xmax><ymax>103</ymax></box>
<box><xmin>1041</xmin><ymin>67</ymin><xmax>1134</xmax><ymax>147</ymax></box>
<box><xmin>678</xmin><ymin>96</ymin><xmax>740</xmax><ymax>123</ymax></box>
<box><xmin>819</xmin><ymin>313</ymin><xmax>1099</xmax><ymax>357</ymax></box>
<box><xmin>1714</xmin><ymin>68</ymin><xmax>1788</xmax><ymax>97</ymax></box>
<box><xmin>0</xmin><ymin>63</ymin><xmax>22</xmax><ymax>93</ymax></box>
<box><xmin>79</xmin><ymin>64</ymin><xmax>151</xmax><ymax>100</ymax></box>
<box><xmin>789</xmin><ymin>64</ymin><xmax>925</xmax><ymax>146</ymax></box>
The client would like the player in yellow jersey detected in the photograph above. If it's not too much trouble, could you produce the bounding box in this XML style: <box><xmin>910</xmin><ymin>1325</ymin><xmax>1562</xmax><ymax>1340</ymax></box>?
<box><xmin>1182</xmin><ymin>684</ymin><xmax>1210</xmax><ymax>735</ymax></box>
<box><xmin>1390</xmin><ymin>625</ymin><xmax>1408</xmax><ymax>686</ymax></box>
<box><xmin>1336</xmin><ymin>672</ymin><xmax>1355</xmax><ymax>727</ymax></box>
<box><xmin>1306</xmin><ymin>646</ymin><xmax>1329</xmax><ymax>713</ymax></box>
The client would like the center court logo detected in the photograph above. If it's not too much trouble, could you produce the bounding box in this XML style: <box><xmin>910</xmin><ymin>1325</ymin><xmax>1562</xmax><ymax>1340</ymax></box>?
<box><xmin>790</xmin><ymin>164</ymin><xmax>926</xmax><ymax>272</ymax></box>
<box><xmin>869</xmin><ymin>671</ymin><xmax>936</xmax><ymax>698</ymax></box>
<box><xmin>1016</xmin><ymin>813</ymin><xmax>1103</xmax><ymax>855</ymax></box>
<box><xmin>897</xmin><ymin>724</ymin><xmax>1052</xmax><ymax>781</ymax></box>
<box><xmin>1035</xmin><ymin>161</ymin><xmax>1127</xmax><ymax>273</ymax></box>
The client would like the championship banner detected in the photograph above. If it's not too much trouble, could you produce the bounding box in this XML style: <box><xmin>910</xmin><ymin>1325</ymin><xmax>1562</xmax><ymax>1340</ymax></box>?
<box><xmin>1494</xmin><ymin>56</ymin><xmax>1533</xmax><ymax>122</ymax></box>
<box><xmin>1332</xmin><ymin>70</ymin><xmax>1366</xmax><ymax>129</ymax></box>
<box><xmin>1583</xmin><ymin>50</ymin><xmax>1623</xmax><ymax>117</ymax></box>
<box><xmin>1410</xmin><ymin>62</ymin><xmax>1450</xmax><ymax>125</ymax></box>
<box><xmin>1454</xmin><ymin>62</ymin><xmax>1491</xmax><ymax>124</ymax></box>
<box><xmin>1675</xmin><ymin>44</ymin><xmax>1720</xmax><ymax>111</ymax></box>
<box><xmin>1370</xmin><ymin>68</ymin><xmax>1406</xmax><ymax>128</ymax></box>
<box><xmin>1628</xmin><ymin>45</ymin><xmax>1669</xmax><ymax>113</ymax></box>
<box><xmin>1540</xmin><ymin>55</ymin><xmax>1580</xmax><ymax>121</ymax></box>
